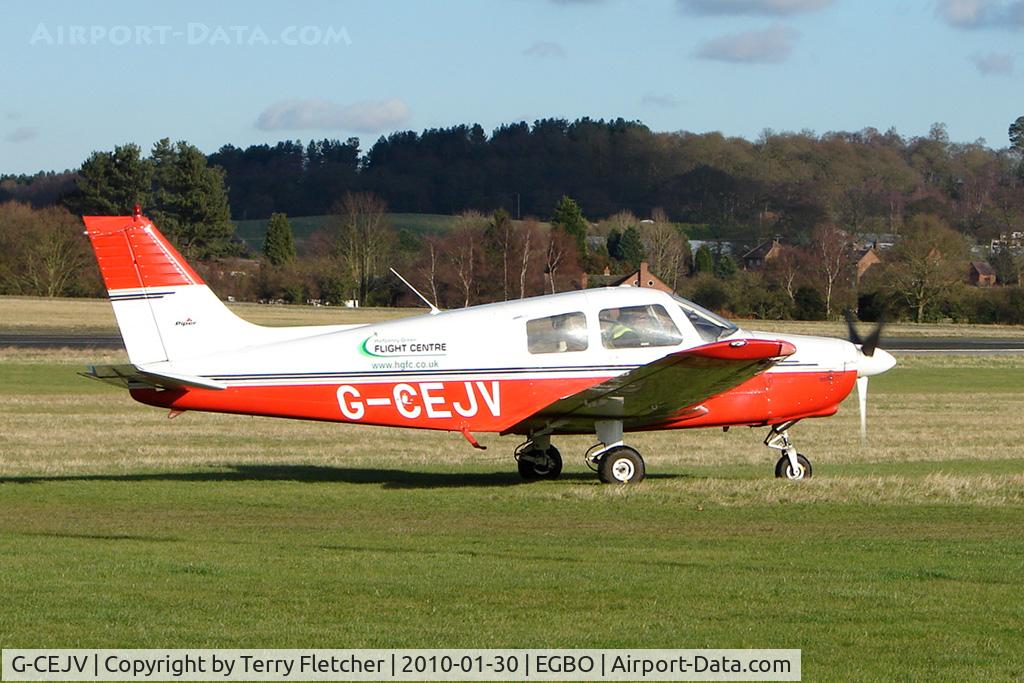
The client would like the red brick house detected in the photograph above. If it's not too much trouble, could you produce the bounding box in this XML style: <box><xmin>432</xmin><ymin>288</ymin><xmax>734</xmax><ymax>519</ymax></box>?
<box><xmin>968</xmin><ymin>261</ymin><xmax>996</xmax><ymax>287</ymax></box>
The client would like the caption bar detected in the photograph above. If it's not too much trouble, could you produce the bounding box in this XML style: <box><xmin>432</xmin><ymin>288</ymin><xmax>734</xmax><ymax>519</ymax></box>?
<box><xmin>2</xmin><ymin>649</ymin><xmax>799</xmax><ymax>681</ymax></box>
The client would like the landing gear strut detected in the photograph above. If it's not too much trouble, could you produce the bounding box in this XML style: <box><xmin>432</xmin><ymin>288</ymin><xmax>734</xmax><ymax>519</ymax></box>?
<box><xmin>765</xmin><ymin>421</ymin><xmax>812</xmax><ymax>480</ymax></box>
<box><xmin>515</xmin><ymin>435</ymin><xmax>562</xmax><ymax>480</ymax></box>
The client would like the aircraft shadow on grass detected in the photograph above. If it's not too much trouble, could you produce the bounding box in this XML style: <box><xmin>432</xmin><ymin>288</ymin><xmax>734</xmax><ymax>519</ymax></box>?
<box><xmin>0</xmin><ymin>464</ymin><xmax>686</xmax><ymax>489</ymax></box>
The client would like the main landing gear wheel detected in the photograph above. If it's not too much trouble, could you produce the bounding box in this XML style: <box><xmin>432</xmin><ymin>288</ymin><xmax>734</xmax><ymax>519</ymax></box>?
<box><xmin>774</xmin><ymin>453</ymin><xmax>812</xmax><ymax>480</ymax></box>
<box><xmin>598</xmin><ymin>446</ymin><xmax>646</xmax><ymax>484</ymax></box>
<box><xmin>517</xmin><ymin>446</ymin><xmax>563</xmax><ymax>481</ymax></box>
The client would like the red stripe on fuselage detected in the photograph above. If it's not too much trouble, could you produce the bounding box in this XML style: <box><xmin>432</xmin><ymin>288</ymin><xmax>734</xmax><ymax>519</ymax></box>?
<box><xmin>130</xmin><ymin>369</ymin><xmax>858</xmax><ymax>434</ymax></box>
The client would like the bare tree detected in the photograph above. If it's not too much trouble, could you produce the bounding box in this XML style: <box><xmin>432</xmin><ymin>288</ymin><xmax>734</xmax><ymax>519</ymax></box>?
<box><xmin>516</xmin><ymin>219</ymin><xmax>540</xmax><ymax>299</ymax></box>
<box><xmin>417</xmin><ymin>234</ymin><xmax>443</xmax><ymax>308</ymax></box>
<box><xmin>0</xmin><ymin>202</ymin><xmax>92</xmax><ymax>297</ymax></box>
<box><xmin>331</xmin><ymin>192</ymin><xmax>393</xmax><ymax>304</ymax></box>
<box><xmin>884</xmin><ymin>214</ymin><xmax>968</xmax><ymax>323</ymax></box>
<box><xmin>808</xmin><ymin>223</ymin><xmax>851</xmax><ymax>318</ymax></box>
<box><xmin>642</xmin><ymin>208</ymin><xmax>688</xmax><ymax>291</ymax></box>
<box><xmin>445</xmin><ymin>211</ymin><xmax>487</xmax><ymax>307</ymax></box>
<box><xmin>766</xmin><ymin>244</ymin><xmax>805</xmax><ymax>306</ymax></box>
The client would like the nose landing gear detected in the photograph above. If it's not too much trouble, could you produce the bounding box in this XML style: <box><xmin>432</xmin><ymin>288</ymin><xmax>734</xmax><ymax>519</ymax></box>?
<box><xmin>765</xmin><ymin>421</ymin><xmax>812</xmax><ymax>480</ymax></box>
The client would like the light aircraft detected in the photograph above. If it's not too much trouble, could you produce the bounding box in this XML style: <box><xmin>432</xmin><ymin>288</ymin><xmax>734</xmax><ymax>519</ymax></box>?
<box><xmin>81</xmin><ymin>208</ymin><xmax>896</xmax><ymax>484</ymax></box>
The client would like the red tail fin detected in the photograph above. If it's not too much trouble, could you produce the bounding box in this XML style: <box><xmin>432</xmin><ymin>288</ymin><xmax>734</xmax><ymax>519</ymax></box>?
<box><xmin>83</xmin><ymin>213</ymin><xmax>204</xmax><ymax>291</ymax></box>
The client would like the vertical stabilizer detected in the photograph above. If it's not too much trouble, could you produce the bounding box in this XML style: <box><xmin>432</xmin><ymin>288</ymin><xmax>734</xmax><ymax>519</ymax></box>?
<box><xmin>83</xmin><ymin>210</ymin><xmax>262</xmax><ymax>365</ymax></box>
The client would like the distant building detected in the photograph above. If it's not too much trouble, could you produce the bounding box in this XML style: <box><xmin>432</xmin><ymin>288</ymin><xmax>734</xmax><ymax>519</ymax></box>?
<box><xmin>852</xmin><ymin>246</ymin><xmax>882</xmax><ymax>283</ymax></box>
<box><xmin>968</xmin><ymin>261</ymin><xmax>997</xmax><ymax>287</ymax></box>
<box><xmin>990</xmin><ymin>231</ymin><xmax>1024</xmax><ymax>254</ymax></box>
<box><xmin>583</xmin><ymin>261</ymin><xmax>674</xmax><ymax>294</ymax></box>
<box><xmin>741</xmin><ymin>238</ymin><xmax>782</xmax><ymax>270</ymax></box>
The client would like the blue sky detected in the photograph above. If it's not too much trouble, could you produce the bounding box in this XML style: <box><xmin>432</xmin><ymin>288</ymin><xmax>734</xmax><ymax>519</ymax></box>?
<box><xmin>1</xmin><ymin>0</ymin><xmax>1021</xmax><ymax>174</ymax></box>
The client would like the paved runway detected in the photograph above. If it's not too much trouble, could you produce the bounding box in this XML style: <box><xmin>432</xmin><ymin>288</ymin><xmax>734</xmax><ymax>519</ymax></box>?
<box><xmin>3</xmin><ymin>333</ymin><xmax>1024</xmax><ymax>352</ymax></box>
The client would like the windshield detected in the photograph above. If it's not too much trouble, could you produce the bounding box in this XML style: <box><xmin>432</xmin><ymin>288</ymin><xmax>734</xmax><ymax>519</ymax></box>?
<box><xmin>672</xmin><ymin>295</ymin><xmax>738</xmax><ymax>342</ymax></box>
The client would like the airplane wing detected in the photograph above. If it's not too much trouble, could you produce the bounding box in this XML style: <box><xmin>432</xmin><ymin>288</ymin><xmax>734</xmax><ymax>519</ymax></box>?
<box><xmin>504</xmin><ymin>338</ymin><xmax>795</xmax><ymax>435</ymax></box>
<box><xmin>81</xmin><ymin>364</ymin><xmax>226</xmax><ymax>391</ymax></box>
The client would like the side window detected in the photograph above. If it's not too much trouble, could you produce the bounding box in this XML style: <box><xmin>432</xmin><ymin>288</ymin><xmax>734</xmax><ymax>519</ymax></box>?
<box><xmin>599</xmin><ymin>304</ymin><xmax>683</xmax><ymax>349</ymax></box>
<box><xmin>526</xmin><ymin>312</ymin><xmax>589</xmax><ymax>354</ymax></box>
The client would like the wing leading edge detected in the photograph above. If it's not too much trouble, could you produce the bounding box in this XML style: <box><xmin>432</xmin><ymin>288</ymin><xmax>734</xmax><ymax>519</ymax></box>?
<box><xmin>505</xmin><ymin>338</ymin><xmax>796</xmax><ymax>435</ymax></box>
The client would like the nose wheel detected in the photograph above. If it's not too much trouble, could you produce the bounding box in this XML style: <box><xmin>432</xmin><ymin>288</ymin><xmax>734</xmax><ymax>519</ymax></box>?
<box><xmin>774</xmin><ymin>453</ymin><xmax>811</xmax><ymax>480</ymax></box>
<box><xmin>765</xmin><ymin>421</ymin><xmax>812</xmax><ymax>480</ymax></box>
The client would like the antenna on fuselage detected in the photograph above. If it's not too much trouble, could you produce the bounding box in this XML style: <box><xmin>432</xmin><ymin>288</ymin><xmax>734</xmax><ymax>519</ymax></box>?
<box><xmin>390</xmin><ymin>268</ymin><xmax>441</xmax><ymax>315</ymax></box>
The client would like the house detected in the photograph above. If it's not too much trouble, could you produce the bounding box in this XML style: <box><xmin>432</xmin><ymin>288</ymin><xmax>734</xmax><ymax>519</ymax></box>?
<box><xmin>741</xmin><ymin>238</ymin><xmax>782</xmax><ymax>270</ymax></box>
<box><xmin>968</xmin><ymin>261</ymin><xmax>997</xmax><ymax>287</ymax></box>
<box><xmin>582</xmin><ymin>261</ymin><xmax>674</xmax><ymax>294</ymax></box>
<box><xmin>852</xmin><ymin>246</ymin><xmax>882</xmax><ymax>283</ymax></box>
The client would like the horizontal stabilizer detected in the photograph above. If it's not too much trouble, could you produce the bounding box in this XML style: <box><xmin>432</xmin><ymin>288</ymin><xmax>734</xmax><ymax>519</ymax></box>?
<box><xmin>82</xmin><ymin>364</ymin><xmax>226</xmax><ymax>391</ymax></box>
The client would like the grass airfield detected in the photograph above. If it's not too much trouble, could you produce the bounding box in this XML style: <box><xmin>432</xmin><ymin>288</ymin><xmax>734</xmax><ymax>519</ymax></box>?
<box><xmin>2</xmin><ymin>336</ymin><xmax>1024</xmax><ymax>678</ymax></box>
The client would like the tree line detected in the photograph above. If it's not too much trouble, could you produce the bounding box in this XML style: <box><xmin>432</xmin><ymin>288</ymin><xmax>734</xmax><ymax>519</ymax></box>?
<box><xmin>0</xmin><ymin>116</ymin><xmax>1022</xmax><ymax>324</ymax></box>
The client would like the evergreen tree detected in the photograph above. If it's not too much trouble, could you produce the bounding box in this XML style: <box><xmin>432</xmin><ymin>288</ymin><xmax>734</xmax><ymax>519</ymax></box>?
<box><xmin>550</xmin><ymin>195</ymin><xmax>588</xmax><ymax>257</ymax></box>
<box><xmin>149</xmin><ymin>138</ymin><xmax>235</xmax><ymax>259</ymax></box>
<box><xmin>67</xmin><ymin>143</ymin><xmax>152</xmax><ymax>215</ymax></box>
<box><xmin>713</xmin><ymin>251</ymin><xmax>738</xmax><ymax>279</ymax></box>
<box><xmin>693</xmin><ymin>244</ymin><xmax>714</xmax><ymax>274</ymax></box>
<box><xmin>263</xmin><ymin>212</ymin><xmax>296</xmax><ymax>266</ymax></box>
<box><xmin>618</xmin><ymin>226</ymin><xmax>645</xmax><ymax>269</ymax></box>
<box><xmin>606</xmin><ymin>229</ymin><xmax>622</xmax><ymax>261</ymax></box>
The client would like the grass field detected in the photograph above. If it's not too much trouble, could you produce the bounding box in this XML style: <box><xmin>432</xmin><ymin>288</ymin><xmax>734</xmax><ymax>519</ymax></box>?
<box><xmin>1</xmin><ymin>346</ymin><xmax>1023</xmax><ymax>680</ymax></box>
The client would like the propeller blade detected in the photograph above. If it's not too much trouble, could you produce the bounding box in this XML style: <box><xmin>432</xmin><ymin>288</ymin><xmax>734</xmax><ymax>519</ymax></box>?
<box><xmin>845</xmin><ymin>310</ymin><xmax>886</xmax><ymax>358</ymax></box>
<box><xmin>856</xmin><ymin>375</ymin><xmax>869</xmax><ymax>442</ymax></box>
<box><xmin>861</xmin><ymin>315</ymin><xmax>885</xmax><ymax>357</ymax></box>
<box><xmin>843</xmin><ymin>309</ymin><xmax>863</xmax><ymax>346</ymax></box>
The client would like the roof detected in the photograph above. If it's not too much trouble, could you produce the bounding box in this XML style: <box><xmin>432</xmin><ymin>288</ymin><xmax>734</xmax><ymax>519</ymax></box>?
<box><xmin>742</xmin><ymin>239</ymin><xmax>780</xmax><ymax>260</ymax></box>
<box><xmin>971</xmin><ymin>261</ymin><xmax>996</xmax><ymax>276</ymax></box>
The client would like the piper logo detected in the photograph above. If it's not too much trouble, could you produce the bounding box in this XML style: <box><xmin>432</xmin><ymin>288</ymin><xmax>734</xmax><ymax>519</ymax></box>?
<box><xmin>175</xmin><ymin>318</ymin><xmax>196</xmax><ymax>326</ymax></box>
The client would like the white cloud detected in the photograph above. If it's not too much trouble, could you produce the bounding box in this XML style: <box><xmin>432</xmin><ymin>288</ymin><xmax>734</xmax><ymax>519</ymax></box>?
<box><xmin>641</xmin><ymin>93</ymin><xmax>681</xmax><ymax>108</ymax></box>
<box><xmin>679</xmin><ymin>0</ymin><xmax>831</xmax><ymax>16</ymax></box>
<box><xmin>971</xmin><ymin>51</ymin><xmax>1015</xmax><ymax>74</ymax></box>
<box><xmin>695</xmin><ymin>24</ymin><xmax>800</xmax><ymax>64</ymax></box>
<box><xmin>523</xmin><ymin>41</ymin><xmax>566</xmax><ymax>58</ymax></box>
<box><xmin>5</xmin><ymin>126</ymin><xmax>38</xmax><ymax>143</ymax></box>
<box><xmin>936</xmin><ymin>0</ymin><xmax>1024</xmax><ymax>28</ymax></box>
<box><xmin>255</xmin><ymin>98</ymin><xmax>411</xmax><ymax>133</ymax></box>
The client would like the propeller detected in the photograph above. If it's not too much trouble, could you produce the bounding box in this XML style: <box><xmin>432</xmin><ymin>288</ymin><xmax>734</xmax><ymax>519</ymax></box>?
<box><xmin>843</xmin><ymin>311</ymin><xmax>895</xmax><ymax>441</ymax></box>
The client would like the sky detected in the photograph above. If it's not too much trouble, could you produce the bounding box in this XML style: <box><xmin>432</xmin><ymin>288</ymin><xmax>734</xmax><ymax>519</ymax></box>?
<box><xmin>1</xmin><ymin>0</ymin><xmax>1022</xmax><ymax>175</ymax></box>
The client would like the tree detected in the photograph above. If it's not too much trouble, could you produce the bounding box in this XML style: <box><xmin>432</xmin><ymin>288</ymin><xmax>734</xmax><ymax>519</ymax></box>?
<box><xmin>618</xmin><ymin>226</ymin><xmax>645</xmax><ymax>269</ymax></box>
<box><xmin>484</xmin><ymin>208</ymin><xmax>513</xmax><ymax>300</ymax></box>
<box><xmin>445</xmin><ymin>212</ymin><xmax>487</xmax><ymax>307</ymax></box>
<box><xmin>883</xmin><ymin>214</ymin><xmax>968</xmax><ymax>322</ymax></box>
<box><xmin>642</xmin><ymin>208</ymin><xmax>689</xmax><ymax>291</ymax></box>
<box><xmin>0</xmin><ymin>202</ymin><xmax>95</xmax><ymax>297</ymax></box>
<box><xmin>693</xmin><ymin>244</ymin><xmax>714</xmax><ymax>274</ymax></box>
<box><xmin>808</xmin><ymin>223</ymin><xmax>851</xmax><ymax>318</ymax></box>
<box><xmin>1010</xmin><ymin>116</ymin><xmax>1024</xmax><ymax>152</ymax></box>
<box><xmin>262</xmin><ymin>212</ymin><xmax>296</xmax><ymax>266</ymax></box>
<box><xmin>67</xmin><ymin>143</ymin><xmax>152</xmax><ymax>215</ymax></box>
<box><xmin>149</xmin><ymin>139</ymin><xmax>235</xmax><ymax>259</ymax></box>
<box><xmin>331</xmin><ymin>192</ymin><xmax>393</xmax><ymax>304</ymax></box>
<box><xmin>550</xmin><ymin>195</ymin><xmax>588</xmax><ymax>257</ymax></box>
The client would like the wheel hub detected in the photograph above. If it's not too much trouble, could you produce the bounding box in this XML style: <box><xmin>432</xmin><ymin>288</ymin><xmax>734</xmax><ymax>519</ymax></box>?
<box><xmin>611</xmin><ymin>457</ymin><xmax>635</xmax><ymax>482</ymax></box>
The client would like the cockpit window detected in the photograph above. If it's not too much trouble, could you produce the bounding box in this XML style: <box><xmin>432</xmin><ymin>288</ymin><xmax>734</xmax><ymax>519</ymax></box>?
<box><xmin>527</xmin><ymin>311</ymin><xmax>589</xmax><ymax>354</ymax></box>
<box><xmin>599</xmin><ymin>304</ymin><xmax>683</xmax><ymax>349</ymax></box>
<box><xmin>673</xmin><ymin>295</ymin><xmax>738</xmax><ymax>342</ymax></box>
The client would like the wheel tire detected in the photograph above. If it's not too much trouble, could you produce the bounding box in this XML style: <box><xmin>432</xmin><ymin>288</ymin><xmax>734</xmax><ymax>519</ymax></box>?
<box><xmin>774</xmin><ymin>453</ymin><xmax>812</xmax><ymax>480</ymax></box>
<box><xmin>517</xmin><ymin>446</ymin><xmax>562</xmax><ymax>480</ymax></box>
<box><xmin>598</xmin><ymin>446</ymin><xmax>645</xmax><ymax>484</ymax></box>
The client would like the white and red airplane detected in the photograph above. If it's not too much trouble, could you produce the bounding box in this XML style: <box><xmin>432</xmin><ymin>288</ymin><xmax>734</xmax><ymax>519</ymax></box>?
<box><xmin>81</xmin><ymin>208</ymin><xmax>895</xmax><ymax>484</ymax></box>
